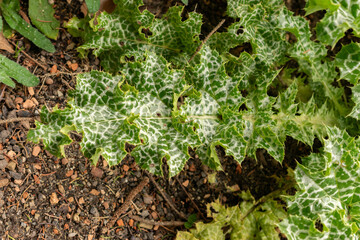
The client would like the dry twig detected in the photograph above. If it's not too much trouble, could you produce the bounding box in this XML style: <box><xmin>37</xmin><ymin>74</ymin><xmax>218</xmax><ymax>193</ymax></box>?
<box><xmin>0</xmin><ymin>117</ymin><xmax>34</xmax><ymax>125</ymax></box>
<box><xmin>129</xmin><ymin>214</ymin><xmax>185</xmax><ymax>226</ymax></box>
<box><xmin>175</xmin><ymin>176</ymin><xmax>206</xmax><ymax>220</ymax></box>
<box><xmin>104</xmin><ymin>177</ymin><xmax>149</xmax><ymax>230</ymax></box>
<box><xmin>9</xmin><ymin>41</ymin><xmax>47</xmax><ymax>70</ymax></box>
<box><xmin>188</xmin><ymin>19</ymin><xmax>226</xmax><ymax>63</ymax></box>
<box><xmin>147</xmin><ymin>172</ymin><xmax>187</xmax><ymax>220</ymax></box>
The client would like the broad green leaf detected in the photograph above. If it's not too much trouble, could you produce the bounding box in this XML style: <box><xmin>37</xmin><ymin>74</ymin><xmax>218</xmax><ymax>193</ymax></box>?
<box><xmin>85</xmin><ymin>0</ymin><xmax>100</xmax><ymax>13</ymax></box>
<box><xmin>279</xmin><ymin>127</ymin><xmax>360</xmax><ymax>239</ymax></box>
<box><xmin>29</xmin><ymin>0</ymin><xmax>60</xmax><ymax>40</ymax></box>
<box><xmin>311</xmin><ymin>0</ymin><xmax>360</xmax><ymax>47</ymax></box>
<box><xmin>0</xmin><ymin>70</ymin><xmax>15</xmax><ymax>88</ymax></box>
<box><xmin>0</xmin><ymin>54</ymin><xmax>39</xmax><ymax>87</ymax></box>
<box><xmin>335</xmin><ymin>42</ymin><xmax>360</xmax><ymax>84</ymax></box>
<box><xmin>0</xmin><ymin>0</ymin><xmax>55</xmax><ymax>52</ymax></box>
<box><xmin>177</xmin><ymin>191</ymin><xmax>286</xmax><ymax>240</ymax></box>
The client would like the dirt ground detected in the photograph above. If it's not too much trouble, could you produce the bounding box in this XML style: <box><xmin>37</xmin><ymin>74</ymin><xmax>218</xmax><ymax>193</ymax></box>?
<box><xmin>0</xmin><ymin>0</ymin><xmax>318</xmax><ymax>239</ymax></box>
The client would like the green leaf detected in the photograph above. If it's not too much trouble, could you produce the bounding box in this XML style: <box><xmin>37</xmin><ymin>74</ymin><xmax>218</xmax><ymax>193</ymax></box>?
<box><xmin>335</xmin><ymin>42</ymin><xmax>360</xmax><ymax>84</ymax></box>
<box><xmin>29</xmin><ymin>0</ymin><xmax>60</xmax><ymax>40</ymax></box>
<box><xmin>209</xmin><ymin>0</ymin><xmax>288</xmax><ymax>65</ymax></box>
<box><xmin>75</xmin><ymin>0</ymin><xmax>201</xmax><ymax>71</ymax></box>
<box><xmin>177</xmin><ymin>191</ymin><xmax>286</xmax><ymax>240</ymax></box>
<box><xmin>0</xmin><ymin>70</ymin><xmax>15</xmax><ymax>88</ymax></box>
<box><xmin>0</xmin><ymin>0</ymin><xmax>55</xmax><ymax>52</ymax></box>
<box><xmin>277</xmin><ymin>8</ymin><xmax>327</xmax><ymax>62</ymax></box>
<box><xmin>305</xmin><ymin>0</ymin><xmax>338</xmax><ymax>15</ymax></box>
<box><xmin>85</xmin><ymin>0</ymin><xmax>100</xmax><ymax>13</ymax></box>
<box><xmin>312</xmin><ymin>0</ymin><xmax>360</xmax><ymax>47</ymax></box>
<box><xmin>185</xmin><ymin>214</ymin><xmax>197</xmax><ymax>229</ymax></box>
<box><xmin>29</xmin><ymin>68</ymin><xmax>201</xmax><ymax>177</ymax></box>
<box><xmin>279</xmin><ymin>127</ymin><xmax>360</xmax><ymax>239</ymax></box>
<box><xmin>0</xmin><ymin>54</ymin><xmax>39</xmax><ymax>87</ymax></box>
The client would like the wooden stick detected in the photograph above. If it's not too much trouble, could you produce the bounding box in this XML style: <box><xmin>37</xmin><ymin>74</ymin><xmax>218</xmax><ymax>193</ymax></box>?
<box><xmin>129</xmin><ymin>214</ymin><xmax>185</xmax><ymax>226</ymax></box>
<box><xmin>147</xmin><ymin>173</ymin><xmax>187</xmax><ymax>220</ymax></box>
<box><xmin>188</xmin><ymin>19</ymin><xmax>226</xmax><ymax>63</ymax></box>
<box><xmin>105</xmin><ymin>177</ymin><xmax>149</xmax><ymax>230</ymax></box>
<box><xmin>0</xmin><ymin>117</ymin><xmax>34</xmax><ymax>125</ymax></box>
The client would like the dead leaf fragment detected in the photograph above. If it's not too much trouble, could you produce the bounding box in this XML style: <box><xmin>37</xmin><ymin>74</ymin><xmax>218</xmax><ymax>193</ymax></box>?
<box><xmin>78</xmin><ymin>197</ymin><xmax>85</xmax><ymax>204</ymax></box>
<box><xmin>70</xmin><ymin>63</ymin><xmax>78</xmax><ymax>71</ymax></box>
<box><xmin>182</xmin><ymin>180</ymin><xmax>189</xmax><ymax>187</ymax></box>
<box><xmin>34</xmin><ymin>175</ymin><xmax>40</xmax><ymax>184</ymax></box>
<box><xmin>123</xmin><ymin>165</ymin><xmax>129</xmax><ymax>172</ymax></box>
<box><xmin>65</xmin><ymin>170</ymin><xmax>74</xmax><ymax>177</ymax></box>
<box><xmin>129</xmin><ymin>219</ymin><xmax>134</xmax><ymax>227</ymax></box>
<box><xmin>0</xmin><ymin>33</ymin><xmax>14</xmax><ymax>53</ymax></box>
<box><xmin>117</xmin><ymin>219</ymin><xmax>124</xmax><ymax>227</ymax></box>
<box><xmin>90</xmin><ymin>189</ymin><xmax>100</xmax><ymax>196</ymax></box>
<box><xmin>23</xmin><ymin>99</ymin><xmax>35</xmax><ymax>109</ymax></box>
<box><xmin>50</xmin><ymin>65</ymin><xmax>57</xmax><ymax>74</ymax></box>
<box><xmin>64</xmin><ymin>223</ymin><xmax>69</xmax><ymax>230</ymax></box>
<box><xmin>189</xmin><ymin>163</ymin><xmax>196</xmax><ymax>172</ymax></box>
<box><xmin>14</xmin><ymin>97</ymin><xmax>24</xmax><ymax>104</ymax></box>
<box><xmin>28</xmin><ymin>87</ymin><xmax>35</xmax><ymax>96</ymax></box>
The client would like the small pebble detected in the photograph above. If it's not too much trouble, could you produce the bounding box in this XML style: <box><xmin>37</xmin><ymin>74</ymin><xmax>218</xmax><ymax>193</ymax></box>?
<box><xmin>0</xmin><ymin>130</ymin><xmax>10</xmax><ymax>139</ymax></box>
<box><xmin>0</xmin><ymin>160</ymin><xmax>8</xmax><ymax>169</ymax></box>
<box><xmin>32</xmin><ymin>146</ymin><xmax>41</xmax><ymax>157</ymax></box>
<box><xmin>6</xmin><ymin>161</ymin><xmax>16</xmax><ymax>171</ymax></box>
<box><xmin>45</xmin><ymin>78</ymin><xmax>54</xmax><ymax>85</ymax></box>
<box><xmin>68</xmin><ymin>232</ymin><xmax>77</xmax><ymax>238</ymax></box>
<box><xmin>90</xmin><ymin>207</ymin><xmax>99</xmax><ymax>217</ymax></box>
<box><xmin>0</xmin><ymin>179</ymin><xmax>9</xmax><ymax>188</ymax></box>
<box><xmin>57</xmin><ymin>90</ymin><xmax>63</xmax><ymax>97</ymax></box>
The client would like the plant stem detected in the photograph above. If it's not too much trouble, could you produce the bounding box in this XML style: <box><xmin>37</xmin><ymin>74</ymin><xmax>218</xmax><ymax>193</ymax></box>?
<box><xmin>188</xmin><ymin>19</ymin><xmax>226</xmax><ymax>63</ymax></box>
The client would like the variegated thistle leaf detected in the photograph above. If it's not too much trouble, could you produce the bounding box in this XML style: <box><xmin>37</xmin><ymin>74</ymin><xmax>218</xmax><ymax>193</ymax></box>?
<box><xmin>305</xmin><ymin>0</ymin><xmax>360</xmax><ymax>48</ymax></box>
<box><xmin>28</xmin><ymin>58</ymin><xmax>202</xmax><ymax>177</ymax></box>
<box><xmin>69</xmin><ymin>0</ymin><xmax>201</xmax><ymax>72</ymax></box>
<box><xmin>208</xmin><ymin>0</ymin><xmax>288</xmax><ymax>66</ymax></box>
<box><xmin>335</xmin><ymin>42</ymin><xmax>360</xmax><ymax>84</ymax></box>
<box><xmin>335</xmin><ymin>42</ymin><xmax>360</xmax><ymax>121</ymax></box>
<box><xmin>177</xmin><ymin>191</ymin><xmax>287</xmax><ymax>240</ymax></box>
<box><xmin>279</xmin><ymin>127</ymin><xmax>360</xmax><ymax>239</ymax></box>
